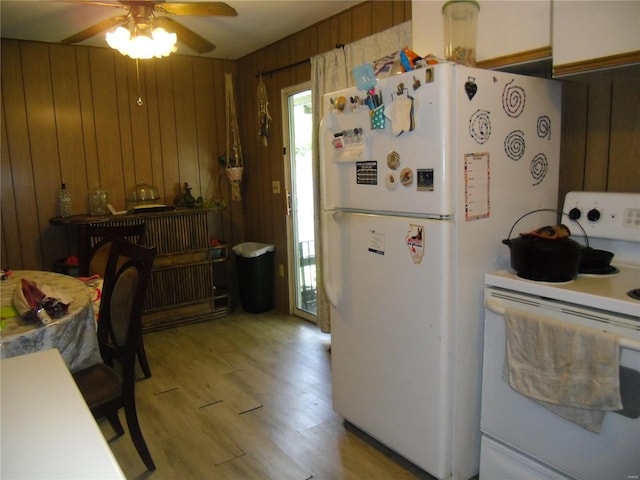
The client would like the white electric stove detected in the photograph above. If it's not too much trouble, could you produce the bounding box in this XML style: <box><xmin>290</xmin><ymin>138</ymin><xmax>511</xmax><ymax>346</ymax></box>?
<box><xmin>480</xmin><ymin>191</ymin><xmax>640</xmax><ymax>480</ymax></box>
<box><xmin>488</xmin><ymin>191</ymin><xmax>640</xmax><ymax>318</ymax></box>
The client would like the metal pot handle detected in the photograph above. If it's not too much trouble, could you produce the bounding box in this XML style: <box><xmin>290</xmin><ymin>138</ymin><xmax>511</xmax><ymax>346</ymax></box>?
<box><xmin>506</xmin><ymin>208</ymin><xmax>589</xmax><ymax>248</ymax></box>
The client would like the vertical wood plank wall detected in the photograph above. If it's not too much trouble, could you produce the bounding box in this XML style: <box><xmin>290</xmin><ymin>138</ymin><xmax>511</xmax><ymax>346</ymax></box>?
<box><xmin>1</xmin><ymin>41</ymin><xmax>239</xmax><ymax>276</ymax></box>
<box><xmin>1</xmin><ymin>0</ymin><xmax>638</xmax><ymax>318</ymax></box>
<box><xmin>559</xmin><ymin>64</ymin><xmax>640</xmax><ymax>204</ymax></box>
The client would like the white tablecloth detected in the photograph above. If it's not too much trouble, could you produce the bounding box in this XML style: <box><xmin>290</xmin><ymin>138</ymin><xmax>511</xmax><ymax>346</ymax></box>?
<box><xmin>0</xmin><ymin>270</ymin><xmax>102</xmax><ymax>372</ymax></box>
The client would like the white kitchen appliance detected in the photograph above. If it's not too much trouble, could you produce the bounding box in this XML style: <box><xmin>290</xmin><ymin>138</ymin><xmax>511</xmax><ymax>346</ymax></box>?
<box><xmin>320</xmin><ymin>63</ymin><xmax>562</xmax><ymax>480</ymax></box>
<box><xmin>481</xmin><ymin>191</ymin><xmax>640</xmax><ymax>479</ymax></box>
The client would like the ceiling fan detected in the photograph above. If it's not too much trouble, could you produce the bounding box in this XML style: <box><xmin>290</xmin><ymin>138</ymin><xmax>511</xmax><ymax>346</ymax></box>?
<box><xmin>61</xmin><ymin>1</ymin><xmax>238</xmax><ymax>55</ymax></box>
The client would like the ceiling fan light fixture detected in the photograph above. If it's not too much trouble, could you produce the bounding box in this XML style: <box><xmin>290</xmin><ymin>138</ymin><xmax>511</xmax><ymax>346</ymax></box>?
<box><xmin>105</xmin><ymin>26</ymin><xmax>130</xmax><ymax>54</ymax></box>
<box><xmin>106</xmin><ymin>25</ymin><xmax>177</xmax><ymax>59</ymax></box>
<box><xmin>151</xmin><ymin>28</ymin><xmax>177</xmax><ymax>56</ymax></box>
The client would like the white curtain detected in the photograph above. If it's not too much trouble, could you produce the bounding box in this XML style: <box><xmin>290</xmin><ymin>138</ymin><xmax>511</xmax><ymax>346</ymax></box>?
<box><xmin>310</xmin><ymin>21</ymin><xmax>412</xmax><ymax>333</ymax></box>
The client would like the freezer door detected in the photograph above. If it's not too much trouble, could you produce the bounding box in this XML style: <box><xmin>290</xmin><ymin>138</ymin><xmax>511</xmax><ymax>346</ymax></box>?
<box><xmin>450</xmin><ymin>65</ymin><xmax>561</xmax><ymax>224</ymax></box>
<box><xmin>320</xmin><ymin>67</ymin><xmax>455</xmax><ymax>216</ymax></box>
<box><xmin>321</xmin><ymin>64</ymin><xmax>561</xmax><ymax>224</ymax></box>
<box><xmin>325</xmin><ymin>210</ymin><xmax>455</xmax><ymax>478</ymax></box>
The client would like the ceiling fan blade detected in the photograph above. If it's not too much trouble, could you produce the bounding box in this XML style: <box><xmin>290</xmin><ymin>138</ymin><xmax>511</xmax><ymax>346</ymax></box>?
<box><xmin>61</xmin><ymin>15</ymin><xmax>129</xmax><ymax>44</ymax></box>
<box><xmin>154</xmin><ymin>2</ymin><xmax>237</xmax><ymax>17</ymax></box>
<box><xmin>154</xmin><ymin>17</ymin><xmax>215</xmax><ymax>53</ymax></box>
<box><xmin>55</xmin><ymin>1</ymin><xmax>128</xmax><ymax>9</ymax></box>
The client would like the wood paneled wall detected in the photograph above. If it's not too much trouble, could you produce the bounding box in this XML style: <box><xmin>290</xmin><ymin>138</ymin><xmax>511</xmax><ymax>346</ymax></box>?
<box><xmin>559</xmin><ymin>64</ymin><xmax>640</xmax><ymax>205</ymax></box>
<box><xmin>1</xmin><ymin>40</ymin><xmax>240</xmax><ymax>275</ymax></box>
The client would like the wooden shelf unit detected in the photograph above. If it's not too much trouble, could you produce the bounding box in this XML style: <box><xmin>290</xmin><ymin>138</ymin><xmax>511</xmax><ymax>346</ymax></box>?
<box><xmin>51</xmin><ymin>208</ymin><xmax>232</xmax><ymax>331</ymax></box>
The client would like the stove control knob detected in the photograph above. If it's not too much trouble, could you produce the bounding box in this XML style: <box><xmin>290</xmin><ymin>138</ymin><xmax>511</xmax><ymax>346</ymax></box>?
<box><xmin>568</xmin><ymin>207</ymin><xmax>581</xmax><ymax>220</ymax></box>
<box><xmin>587</xmin><ymin>208</ymin><xmax>601</xmax><ymax>222</ymax></box>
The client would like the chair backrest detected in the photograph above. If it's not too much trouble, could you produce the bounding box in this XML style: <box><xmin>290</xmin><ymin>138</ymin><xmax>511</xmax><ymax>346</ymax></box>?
<box><xmin>81</xmin><ymin>224</ymin><xmax>147</xmax><ymax>277</ymax></box>
<box><xmin>97</xmin><ymin>239</ymin><xmax>156</xmax><ymax>378</ymax></box>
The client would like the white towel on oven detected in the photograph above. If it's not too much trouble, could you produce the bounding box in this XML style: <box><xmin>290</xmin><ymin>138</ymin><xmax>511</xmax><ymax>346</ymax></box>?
<box><xmin>503</xmin><ymin>308</ymin><xmax>622</xmax><ymax>433</ymax></box>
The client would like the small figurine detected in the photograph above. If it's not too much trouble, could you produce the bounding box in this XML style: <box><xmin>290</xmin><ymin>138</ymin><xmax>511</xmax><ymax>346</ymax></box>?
<box><xmin>183</xmin><ymin>182</ymin><xmax>196</xmax><ymax>208</ymax></box>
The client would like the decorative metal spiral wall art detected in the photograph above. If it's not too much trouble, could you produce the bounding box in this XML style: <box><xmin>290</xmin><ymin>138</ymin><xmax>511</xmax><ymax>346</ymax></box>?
<box><xmin>502</xmin><ymin>79</ymin><xmax>526</xmax><ymax>118</ymax></box>
<box><xmin>530</xmin><ymin>153</ymin><xmax>548</xmax><ymax>186</ymax></box>
<box><xmin>537</xmin><ymin>115</ymin><xmax>551</xmax><ymax>139</ymax></box>
<box><xmin>469</xmin><ymin>109</ymin><xmax>491</xmax><ymax>144</ymax></box>
<box><xmin>504</xmin><ymin>130</ymin><xmax>525</xmax><ymax>161</ymax></box>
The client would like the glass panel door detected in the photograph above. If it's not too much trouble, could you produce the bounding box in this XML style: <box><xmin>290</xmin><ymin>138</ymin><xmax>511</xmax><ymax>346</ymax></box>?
<box><xmin>283</xmin><ymin>84</ymin><xmax>317</xmax><ymax>320</ymax></box>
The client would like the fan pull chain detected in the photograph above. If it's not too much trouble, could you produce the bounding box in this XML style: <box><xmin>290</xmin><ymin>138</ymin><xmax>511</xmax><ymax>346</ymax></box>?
<box><xmin>135</xmin><ymin>59</ymin><xmax>143</xmax><ymax>106</ymax></box>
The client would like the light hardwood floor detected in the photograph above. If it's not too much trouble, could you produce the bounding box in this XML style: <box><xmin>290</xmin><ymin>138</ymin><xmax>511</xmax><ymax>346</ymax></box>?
<box><xmin>100</xmin><ymin>310</ymin><xmax>436</xmax><ymax>480</ymax></box>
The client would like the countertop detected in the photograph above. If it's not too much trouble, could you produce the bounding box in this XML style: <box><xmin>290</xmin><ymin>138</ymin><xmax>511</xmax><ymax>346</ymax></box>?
<box><xmin>1</xmin><ymin>349</ymin><xmax>125</xmax><ymax>479</ymax></box>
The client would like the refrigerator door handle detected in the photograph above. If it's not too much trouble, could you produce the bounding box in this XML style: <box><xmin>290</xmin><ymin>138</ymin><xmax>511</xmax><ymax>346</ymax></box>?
<box><xmin>322</xmin><ymin>211</ymin><xmax>338</xmax><ymax>308</ymax></box>
<box><xmin>319</xmin><ymin>111</ymin><xmax>336</xmax><ymax>212</ymax></box>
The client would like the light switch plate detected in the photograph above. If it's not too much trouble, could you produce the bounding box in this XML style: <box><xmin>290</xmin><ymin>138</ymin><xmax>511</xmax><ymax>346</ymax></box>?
<box><xmin>272</xmin><ymin>181</ymin><xmax>281</xmax><ymax>194</ymax></box>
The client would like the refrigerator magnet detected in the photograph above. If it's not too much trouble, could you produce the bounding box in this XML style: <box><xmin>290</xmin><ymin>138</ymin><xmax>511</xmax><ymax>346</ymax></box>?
<box><xmin>537</xmin><ymin>115</ymin><xmax>551</xmax><ymax>140</ymax></box>
<box><xmin>400</xmin><ymin>168</ymin><xmax>413</xmax><ymax>186</ymax></box>
<box><xmin>464</xmin><ymin>152</ymin><xmax>490</xmax><ymax>221</ymax></box>
<box><xmin>406</xmin><ymin>225</ymin><xmax>424</xmax><ymax>264</ymax></box>
<box><xmin>368</xmin><ymin>230</ymin><xmax>385</xmax><ymax>256</ymax></box>
<box><xmin>502</xmin><ymin>79</ymin><xmax>526</xmax><ymax>118</ymax></box>
<box><xmin>469</xmin><ymin>109</ymin><xmax>491</xmax><ymax>144</ymax></box>
<box><xmin>417</xmin><ymin>169</ymin><xmax>434</xmax><ymax>192</ymax></box>
<box><xmin>385</xmin><ymin>172</ymin><xmax>398</xmax><ymax>190</ymax></box>
<box><xmin>356</xmin><ymin>161</ymin><xmax>378</xmax><ymax>185</ymax></box>
<box><xmin>387</xmin><ymin>151</ymin><xmax>401</xmax><ymax>170</ymax></box>
<box><xmin>465</xmin><ymin>77</ymin><xmax>477</xmax><ymax>100</ymax></box>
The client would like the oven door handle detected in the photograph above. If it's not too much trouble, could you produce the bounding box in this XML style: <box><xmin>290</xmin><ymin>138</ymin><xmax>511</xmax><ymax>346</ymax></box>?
<box><xmin>485</xmin><ymin>298</ymin><xmax>507</xmax><ymax>315</ymax></box>
<box><xmin>485</xmin><ymin>298</ymin><xmax>640</xmax><ymax>352</ymax></box>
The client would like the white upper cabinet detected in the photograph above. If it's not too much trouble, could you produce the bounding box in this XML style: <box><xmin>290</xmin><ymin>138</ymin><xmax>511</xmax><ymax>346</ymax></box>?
<box><xmin>412</xmin><ymin>1</ymin><xmax>551</xmax><ymax>63</ymax></box>
<box><xmin>412</xmin><ymin>0</ymin><xmax>639</xmax><ymax>74</ymax></box>
<box><xmin>411</xmin><ymin>1</ymin><xmax>445</xmax><ymax>59</ymax></box>
<box><xmin>552</xmin><ymin>1</ymin><xmax>640</xmax><ymax>67</ymax></box>
<box><xmin>476</xmin><ymin>0</ymin><xmax>550</xmax><ymax>61</ymax></box>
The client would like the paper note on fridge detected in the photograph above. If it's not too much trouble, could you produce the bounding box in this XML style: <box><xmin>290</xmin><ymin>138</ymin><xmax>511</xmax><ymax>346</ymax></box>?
<box><xmin>368</xmin><ymin>230</ymin><xmax>385</xmax><ymax>255</ymax></box>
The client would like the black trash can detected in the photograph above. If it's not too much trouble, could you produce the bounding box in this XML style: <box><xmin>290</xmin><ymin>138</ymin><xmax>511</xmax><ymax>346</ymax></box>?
<box><xmin>232</xmin><ymin>242</ymin><xmax>275</xmax><ymax>314</ymax></box>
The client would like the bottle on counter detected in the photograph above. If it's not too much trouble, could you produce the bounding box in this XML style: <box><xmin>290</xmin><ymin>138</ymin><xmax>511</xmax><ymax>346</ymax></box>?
<box><xmin>88</xmin><ymin>186</ymin><xmax>109</xmax><ymax>215</ymax></box>
<box><xmin>57</xmin><ymin>183</ymin><xmax>72</xmax><ymax>217</ymax></box>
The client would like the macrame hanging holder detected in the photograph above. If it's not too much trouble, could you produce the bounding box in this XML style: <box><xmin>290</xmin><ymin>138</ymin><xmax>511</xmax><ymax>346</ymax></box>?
<box><xmin>257</xmin><ymin>73</ymin><xmax>271</xmax><ymax>147</ymax></box>
<box><xmin>225</xmin><ymin>72</ymin><xmax>244</xmax><ymax>201</ymax></box>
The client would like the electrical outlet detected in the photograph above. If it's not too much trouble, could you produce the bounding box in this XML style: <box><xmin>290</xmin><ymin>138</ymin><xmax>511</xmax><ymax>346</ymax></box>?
<box><xmin>272</xmin><ymin>181</ymin><xmax>281</xmax><ymax>194</ymax></box>
<box><xmin>278</xmin><ymin>263</ymin><xmax>285</xmax><ymax>277</ymax></box>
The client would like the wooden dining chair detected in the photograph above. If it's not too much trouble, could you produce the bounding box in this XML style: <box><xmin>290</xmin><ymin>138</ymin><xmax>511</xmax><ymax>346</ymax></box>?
<box><xmin>82</xmin><ymin>223</ymin><xmax>152</xmax><ymax>378</ymax></box>
<box><xmin>72</xmin><ymin>239</ymin><xmax>157</xmax><ymax>471</ymax></box>
<box><xmin>81</xmin><ymin>223</ymin><xmax>147</xmax><ymax>277</ymax></box>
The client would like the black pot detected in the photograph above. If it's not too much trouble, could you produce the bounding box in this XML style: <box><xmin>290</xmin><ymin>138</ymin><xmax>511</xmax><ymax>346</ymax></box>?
<box><xmin>579</xmin><ymin>247</ymin><xmax>615</xmax><ymax>273</ymax></box>
<box><xmin>503</xmin><ymin>236</ymin><xmax>583</xmax><ymax>282</ymax></box>
<box><xmin>502</xmin><ymin>209</ymin><xmax>587</xmax><ymax>282</ymax></box>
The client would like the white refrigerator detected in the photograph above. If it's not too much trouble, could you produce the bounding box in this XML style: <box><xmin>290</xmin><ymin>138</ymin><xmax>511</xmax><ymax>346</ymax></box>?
<box><xmin>320</xmin><ymin>63</ymin><xmax>561</xmax><ymax>480</ymax></box>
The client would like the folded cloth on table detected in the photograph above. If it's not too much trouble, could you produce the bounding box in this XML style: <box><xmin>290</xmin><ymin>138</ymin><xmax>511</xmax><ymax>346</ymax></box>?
<box><xmin>503</xmin><ymin>308</ymin><xmax>622</xmax><ymax>433</ymax></box>
<box><xmin>13</xmin><ymin>278</ymin><xmax>71</xmax><ymax>324</ymax></box>
<box><xmin>79</xmin><ymin>275</ymin><xmax>103</xmax><ymax>320</ymax></box>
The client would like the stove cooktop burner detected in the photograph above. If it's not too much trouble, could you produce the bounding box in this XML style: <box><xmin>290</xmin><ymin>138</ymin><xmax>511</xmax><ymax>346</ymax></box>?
<box><xmin>579</xmin><ymin>265</ymin><xmax>620</xmax><ymax>276</ymax></box>
<box><xmin>628</xmin><ymin>289</ymin><xmax>640</xmax><ymax>301</ymax></box>
<box><xmin>516</xmin><ymin>273</ymin><xmax>574</xmax><ymax>285</ymax></box>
